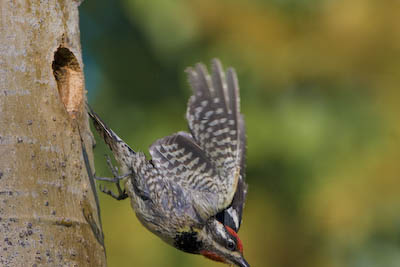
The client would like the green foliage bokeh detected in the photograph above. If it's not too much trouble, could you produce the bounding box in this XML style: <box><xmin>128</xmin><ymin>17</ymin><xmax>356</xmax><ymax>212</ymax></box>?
<box><xmin>81</xmin><ymin>0</ymin><xmax>400</xmax><ymax>266</ymax></box>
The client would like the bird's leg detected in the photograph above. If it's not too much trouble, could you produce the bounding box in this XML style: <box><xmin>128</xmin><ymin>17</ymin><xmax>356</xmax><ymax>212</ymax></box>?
<box><xmin>94</xmin><ymin>155</ymin><xmax>130</xmax><ymax>200</ymax></box>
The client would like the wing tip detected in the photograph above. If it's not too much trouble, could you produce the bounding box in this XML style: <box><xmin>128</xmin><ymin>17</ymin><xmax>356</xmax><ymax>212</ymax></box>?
<box><xmin>186</xmin><ymin>61</ymin><xmax>211</xmax><ymax>97</ymax></box>
<box><xmin>211</xmin><ymin>58</ymin><xmax>223</xmax><ymax>69</ymax></box>
<box><xmin>226</xmin><ymin>67</ymin><xmax>238</xmax><ymax>86</ymax></box>
<box><xmin>211</xmin><ymin>58</ymin><xmax>225</xmax><ymax>83</ymax></box>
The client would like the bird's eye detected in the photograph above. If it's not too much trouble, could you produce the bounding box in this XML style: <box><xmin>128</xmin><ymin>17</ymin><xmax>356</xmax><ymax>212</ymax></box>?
<box><xmin>226</xmin><ymin>240</ymin><xmax>236</xmax><ymax>251</ymax></box>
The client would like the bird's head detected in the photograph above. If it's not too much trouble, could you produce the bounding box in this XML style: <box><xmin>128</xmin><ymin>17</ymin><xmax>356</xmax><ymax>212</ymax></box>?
<box><xmin>198</xmin><ymin>219</ymin><xmax>249</xmax><ymax>267</ymax></box>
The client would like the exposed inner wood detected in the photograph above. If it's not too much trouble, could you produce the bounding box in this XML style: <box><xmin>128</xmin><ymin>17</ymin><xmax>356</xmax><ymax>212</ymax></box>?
<box><xmin>52</xmin><ymin>47</ymin><xmax>84</xmax><ymax>119</ymax></box>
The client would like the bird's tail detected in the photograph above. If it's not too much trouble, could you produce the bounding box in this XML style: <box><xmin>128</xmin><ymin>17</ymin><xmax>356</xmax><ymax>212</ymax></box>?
<box><xmin>86</xmin><ymin>103</ymin><xmax>136</xmax><ymax>167</ymax></box>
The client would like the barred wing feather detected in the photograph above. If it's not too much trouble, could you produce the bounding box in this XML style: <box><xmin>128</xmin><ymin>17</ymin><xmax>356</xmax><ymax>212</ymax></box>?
<box><xmin>186</xmin><ymin>59</ymin><xmax>247</xmax><ymax>231</ymax></box>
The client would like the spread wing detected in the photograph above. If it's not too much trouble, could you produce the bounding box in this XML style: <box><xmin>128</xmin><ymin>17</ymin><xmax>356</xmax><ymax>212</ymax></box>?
<box><xmin>185</xmin><ymin>59</ymin><xmax>247</xmax><ymax>231</ymax></box>
<box><xmin>149</xmin><ymin>59</ymin><xmax>247</xmax><ymax>227</ymax></box>
<box><xmin>149</xmin><ymin>131</ymin><xmax>239</xmax><ymax>221</ymax></box>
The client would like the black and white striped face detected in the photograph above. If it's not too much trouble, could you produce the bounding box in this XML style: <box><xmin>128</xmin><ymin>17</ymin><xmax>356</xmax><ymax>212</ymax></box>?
<box><xmin>217</xmin><ymin>205</ymin><xmax>241</xmax><ymax>232</ymax></box>
<box><xmin>198</xmin><ymin>219</ymin><xmax>249</xmax><ymax>267</ymax></box>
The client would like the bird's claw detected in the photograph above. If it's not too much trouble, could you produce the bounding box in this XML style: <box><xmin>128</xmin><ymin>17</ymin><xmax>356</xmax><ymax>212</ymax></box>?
<box><xmin>99</xmin><ymin>183</ymin><xmax>128</xmax><ymax>200</ymax></box>
<box><xmin>95</xmin><ymin>154</ymin><xmax>130</xmax><ymax>200</ymax></box>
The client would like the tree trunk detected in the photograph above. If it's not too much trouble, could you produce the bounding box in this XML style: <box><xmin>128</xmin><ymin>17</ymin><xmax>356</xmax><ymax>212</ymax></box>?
<box><xmin>0</xmin><ymin>1</ymin><xmax>106</xmax><ymax>266</ymax></box>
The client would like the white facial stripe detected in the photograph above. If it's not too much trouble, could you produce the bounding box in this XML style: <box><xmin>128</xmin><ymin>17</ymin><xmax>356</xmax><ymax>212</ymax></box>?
<box><xmin>216</xmin><ymin>221</ymin><xmax>228</xmax><ymax>240</ymax></box>
<box><xmin>227</xmin><ymin>208</ymin><xmax>239</xmax><ymax>230</ymax></box>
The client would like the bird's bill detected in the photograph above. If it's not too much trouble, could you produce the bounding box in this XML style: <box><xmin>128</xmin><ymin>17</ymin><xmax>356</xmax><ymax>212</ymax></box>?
<box><xmin>231</xmin><ymin>255</ymin><xmax>250</xmax><ymax>267</ymax></box>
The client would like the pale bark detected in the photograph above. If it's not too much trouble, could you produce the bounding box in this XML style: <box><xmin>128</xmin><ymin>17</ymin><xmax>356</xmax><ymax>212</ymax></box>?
<box><xmin>0</xmin><ymin>1</ymin><xmax>106</xmax><ymax>266</ymax></box>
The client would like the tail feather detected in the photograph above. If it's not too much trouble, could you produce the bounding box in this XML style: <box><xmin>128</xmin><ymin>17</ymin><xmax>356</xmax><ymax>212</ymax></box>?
<box><xmin>86</xmin><ymin>103</ymin><xmax>135</xmax><ymax>168</ymax></box>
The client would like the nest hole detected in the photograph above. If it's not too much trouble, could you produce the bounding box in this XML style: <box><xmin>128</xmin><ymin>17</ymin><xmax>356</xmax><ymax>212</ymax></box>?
<box><xmin>52</xmin><ymin>46</ymin><xmax>84</xmax><ymax>118</ymax></box>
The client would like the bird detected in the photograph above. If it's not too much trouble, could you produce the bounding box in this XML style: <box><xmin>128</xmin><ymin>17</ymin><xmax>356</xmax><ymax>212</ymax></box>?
<box><xmin>88</xmin><ymin>59</ymin><xmax>249</xmax><ymax>267</ymax></box>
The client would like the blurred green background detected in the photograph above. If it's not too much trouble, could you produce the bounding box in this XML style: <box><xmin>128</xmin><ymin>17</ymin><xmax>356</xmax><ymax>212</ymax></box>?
<box><xmin>80</xmin><ymin>0</ymin><xmax>400</xmax><ymax>266</ymax></box>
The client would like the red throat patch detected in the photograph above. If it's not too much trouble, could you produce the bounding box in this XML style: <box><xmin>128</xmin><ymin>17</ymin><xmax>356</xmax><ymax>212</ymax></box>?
<box><xmin>201</xmin><ymin>250</ymin><xmax>225</xmax><ymax>263</ymax></box>
<box><xmin>224</xmin><ymin>225</ymin><xmax>244</xmax><ymax>253</ymax></box>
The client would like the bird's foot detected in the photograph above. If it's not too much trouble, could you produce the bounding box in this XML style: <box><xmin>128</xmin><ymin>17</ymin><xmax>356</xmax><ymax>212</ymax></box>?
<box><xmin>98</xmin><ymin>183</ymin><xmax>128</xmax><ymax>200</ymax></box>
<box><xmin>94</xmin><ymin>155</ymin><xmax>130</xmax><ymax>200</ymax></box>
